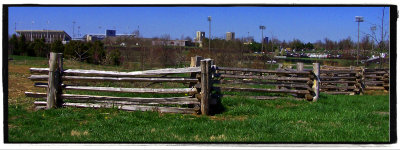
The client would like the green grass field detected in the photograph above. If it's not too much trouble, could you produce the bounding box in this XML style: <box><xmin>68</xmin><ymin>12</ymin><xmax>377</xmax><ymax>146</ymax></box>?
<box><xmin>7</xmin><ymin>55</ymin><xmax>390</xmax><ymax>143</ymax></box>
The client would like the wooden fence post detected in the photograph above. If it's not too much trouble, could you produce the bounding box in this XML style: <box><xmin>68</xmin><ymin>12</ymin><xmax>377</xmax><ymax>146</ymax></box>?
<box><xmin>312</xmin><ymin>63</ymin><xmax>320</xmax><ymax>102</ymax></box>
<box><xmin>47</xmin><ymin>52</ymin><xmax>63</xmax><ymax>109</ymax></box>
<box><xmin>296</xmin><ymin>62</ymin><xmax>304</xmax><ymax>71</ymax></box>
<box><xmin>200</xmin><ymin>59</ymin><xmax>212</xmax><ymax>115</ymax></box>
<box><xmin>358</xmin><ymin>66</ymin><xmax>365</xmax><ymax>95</ymax></box>
<box><xmin>278</xmin><ymin>63</ymin><xmax>283</xmax><ymax>70</ymax></box>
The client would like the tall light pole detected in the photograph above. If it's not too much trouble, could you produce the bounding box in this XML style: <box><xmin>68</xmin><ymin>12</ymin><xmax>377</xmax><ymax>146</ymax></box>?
<box><xmin>355</xmin><ymin>16</ymin><xmax>364</xmax><ymax>66</ymax></box>
<box><xmin>208</xmin><ymin>16</ymin><xmax>212</xmax><ymax>54</ymax></box>
<box><xmin>259</xmin><ymin>25</ymin><xmax>265</xmax><ymax>53</ymax></box>
<box><xmin>370</xmin><ymin>25</ymin><xmax>376</xmax><ymax>55</ymax></box>
<box><xmin>78</xmin><ymin>26</ymin><xmax>81</xmax><ymax>37</ymax></box>
<box><xmin>31</xmin><ymin>21</ymin><xmax>34</xmax><ymax>41</ymax></box>
<box><xmin>46</xmin><ymin>21</ymin><xmax>49</xmax><ymax>43</ymax></box>
<box><xmin>72</xmin><ymin>21</ymin><xmax>76</xmax><ymax>39</ymax></box>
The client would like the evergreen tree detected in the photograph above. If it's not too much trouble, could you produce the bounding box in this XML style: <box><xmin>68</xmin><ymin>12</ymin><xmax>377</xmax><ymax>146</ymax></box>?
<box><xmin>51</xmin><ymin>40</ymin><xmax>64</xmax><ymax>53</ymax></box>
<box><xmin>9</xmin><ymin>34</ymin><xmax>19</xmax><ymax>55</ymax></box>
<box><xmin>88</xmin><ymin>41</ymin><xmax>105</xmax><ymax>64</ymax></box>
<box><xmin>17</xmin><ymin>35</ymin><xmax>28</xmax><ymax>55</ymax></box>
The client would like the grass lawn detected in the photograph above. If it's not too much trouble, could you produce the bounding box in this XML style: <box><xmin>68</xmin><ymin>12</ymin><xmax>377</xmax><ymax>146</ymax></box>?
<box><xmin>6</xmin><ymin>55</ymin><xmax>390</xmax><ymax>143</ymax></box>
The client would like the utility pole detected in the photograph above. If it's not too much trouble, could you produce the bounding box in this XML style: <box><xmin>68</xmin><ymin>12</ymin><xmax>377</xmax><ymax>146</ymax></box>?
<box><xmin>208</xmin><ymin>16</ymin><xmax>212</xmax><ymax>54</ymax></box>
<box><xmin>380</xmin><ymin>8</ymin><xmax>385</xmax><ymax>69</ymax></box>
<box><xmin>72</xmin><ymin>21</ymin><xmax>76</xmax><ymax>39</ymax></box>
<box><xmin>78</xmin><ymin>26</ymin><xmax>81</xmax><ymax>37</ymax></box>
<box><xmin>259</xmin><ymin>25</ymin><xmax>265</xmax><ymax>53</ymax></box>
<box><xmin>31</xmin><ymin>21</ymin><xmax>34</xmax><ymax>41</ymax></box>
<box><xmin>371</xmin><ymin>25</ymin><xmax>376</xmax><ymax>57</ymax></box>
<box><xmin>247</xmin><ymin>32</ymin><xmax>250</xmax><ymax>42</ymax></box>
<box><xmin>14</xmin><ymin>22</ymin><xmax>16</xmax><ymax>33</ymax></box>
<box><xmin>46</xmin><ymin>21</ymin><xmax>49</xmax><ymax>43</ymax></box>
<box><xmin>355</xmin><ymin>16</ymin><xmax>364</xmax><ymax>66</ymax></box>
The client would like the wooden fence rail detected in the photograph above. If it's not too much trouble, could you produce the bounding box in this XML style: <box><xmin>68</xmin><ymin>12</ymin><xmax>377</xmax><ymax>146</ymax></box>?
<box><xmin>25</xmin><ymin>53</ymin><xmax>389</xmax><ymax>115</ymax></box>
<box><xmin>26</xmin><ymin>52</ymin><xmax>214</xmax><ymax>115</ymax></box>
<box><xmin>214</xmin><ymin>62</ymin><xmax>319</xmax><ymax>101</ymax></box>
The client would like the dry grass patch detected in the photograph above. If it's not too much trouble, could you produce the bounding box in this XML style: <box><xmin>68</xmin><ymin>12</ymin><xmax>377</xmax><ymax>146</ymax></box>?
<box><xmin>70</xmin><ymin>130</ymin><xmax>89</xmax><ymax>136</ymax></box>
<box><xmin>209</xmin><ymin>115</ymin><xmax>248</xmax><ymax>121</ymax></box>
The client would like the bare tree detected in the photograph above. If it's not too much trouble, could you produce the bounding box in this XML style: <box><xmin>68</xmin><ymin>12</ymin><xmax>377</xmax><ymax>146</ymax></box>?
<box><xmin>364</xmin><ymin>7</ymin><xmax>389</xmax><ymax>68</ymax></box>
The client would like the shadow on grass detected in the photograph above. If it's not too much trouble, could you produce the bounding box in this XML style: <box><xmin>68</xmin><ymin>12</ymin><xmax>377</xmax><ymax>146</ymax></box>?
<box><xmin>209</xmin><ymin>92</ymin><xmax>225</xmax><ymax>115</ymax></box>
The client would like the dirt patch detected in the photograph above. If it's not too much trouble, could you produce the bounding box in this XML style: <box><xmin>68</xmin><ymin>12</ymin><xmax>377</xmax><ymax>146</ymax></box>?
<box><xmin>275</xmin><ymin>102</ymin><xmax>301</xmax><ymax>109</ymax></box>
<box><xmin>297</xmin><ymin>120</ymin><xmax>307</xmax><ymax>124</ymax></box>
<box><xmin>70</xmin><ymin>130</ymin><xmax>89</xmax><ymax>136</ymax></box>
<box><xmin>8</xmin><ymin>64</ymin><xmax>45</xmax><ymax>105</ymax></box>
<box><xmin>194</xmin><ymin>135</ymin><xmax>200</xmax><ymax>141</ymax></box>
<box><xmin>209</xmin><ymin>115</ymin><xmax>248</xmax><ymax>121</ymax></box>
<box><xmin>8</xmin><ymin>124</ymin><xmax>18</xmax><ymax>129</ymax></box>
<box><xmin>364</xmin><ymin>90</ymin><xmax>389</xmax><ymax>95</ymax></box>
<box><xmin>373</xmin><ymin>111</ymin><xmax>389</xmax><ymax>115</ymax></box>
<box><xmin>210</xmin><ymin>134</ymin><xmax>226</xmax><ymax>141</ymax></box>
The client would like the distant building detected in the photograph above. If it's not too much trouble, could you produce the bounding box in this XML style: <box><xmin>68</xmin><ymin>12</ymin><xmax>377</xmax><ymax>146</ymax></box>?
<box><xmin>195</xmin><ymin>31</ymin><xmax>205</xmax><ymax>47</ymax></box>
<box><xmin>152</xmin><ymin>40</ymin><xmax>191</xmax><ymax>47</ymax></box>
<box><xmin>84</xmin><ymin>29</ymin><xmax>135</xmax><ymax>42</ymax></box>
<box><xmin>106</xmin><ymin>29</ymin><xmax>116</xmax><ymax>37</ymax></box>
<box><xmin>16</xmin><ymin>30</ymin><xmax>71</xmax><ymax>43</ymax></box>
<box><xmin>196</xmin><ymin>31</ymin><xmax>205</xmax><ymax>41</ymax></box>
<box><xmin>264</xmin><ymin>37</ymin><xmax>269</xmax><ymax>44</ymax></box>
<box><xmin>226</xmin><ymin>32</ymin><xmax>235</xmax><ymax>41</ymax></box>
<box><xmin>83</xmin><ymin>34</ymin><xmax>106</xmax><ymax>42</ymax></box>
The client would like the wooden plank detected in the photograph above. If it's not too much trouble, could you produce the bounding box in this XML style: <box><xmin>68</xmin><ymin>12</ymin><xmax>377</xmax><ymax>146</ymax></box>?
<box><xmin>363</xmin><ymin>75</ymin><xmax>385</xmax><ymax>79</ymax></box>
<box><xmin>320</xmin><ymin>85</ymin><xmax>356</xmax><ymax>90</ymax></box>
<box><xmin>25</xmin><ymin>92</ymin><xmax>199</xmax><ymax>105</ymax></box>
<box><xmin>216</xmin><ymin>66</ymin><xmax>310</xmax><ymax>75</ymax></box>
<box><xmin>323</xmin><ymin>91</ymin><xmax>355</xmax><ymax>95</ymax></box>
<box><xmin>364</xmin><ymin>86</ymin><xmax>385</xmax><ymax>90</ymax></box>
<box><xmin>364</xmin><ymin>71</ymin><xmax>388</xmax><ymax>74</ymax></box>
<box><xmin>319</xmin><ymin>76</ymin><xmax>356</xmax><ymax>80</ymax></box>
<box><xmin>364</xmin><ymin>68</ymin><xmax>389</xmax><ymax>72</ymax></box>
<box><xmin>320</xmin><ymin>80</ymin><xmax>356</xmax><ymax>84</ymax></box>
<box><xmin>34</xmin><ymin>101</ymin><xmax>197</xmax><ymax>114</ymax></box>
<box><xmin>216</xmin><ymin>80</ymin><xmax>310</xmax><ymax>89</ymax></box>
<box><xmin>220</xmin><ymin>74</ymin><xmax>310</xmax><ymax>81</ymax></box>
<box><xmin>29</xmin><ymin>75</ymin><xmax>198</xmax><ymax>83</ymax></box>
<box><xmin>215</xmin><ymin>87</ymin><xmax>310</xmax><ymax>94</ymax></box>
<box><xmin>216</xmin><ymin>79</ymin><xmax>301</xmax><ymax>85</ymax></box>
<box><xmin>35</xmin><ymin>84</ymin><xmax>198</xmax><ymax>94</ymax></box>
<box><xmin>364</xmin><ymin>81</ymin><xmax>385</xmax><ymax>84</ymax></box>
<box><xmin>320</xmin><ymin>70</ymin><xmax>357</xmax><ymax>73</ymax></box>
<box><xmin>30</xmin><ymin>67</ymin><xmax>201</xmax><ymax>76</ymax></box>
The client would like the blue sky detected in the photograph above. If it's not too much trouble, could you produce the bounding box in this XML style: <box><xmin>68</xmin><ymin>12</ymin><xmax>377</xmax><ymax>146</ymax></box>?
<box><xmin>8</xmin><ymin>6</ymin><xmax>390</xmax><ymax>43</ymax></box>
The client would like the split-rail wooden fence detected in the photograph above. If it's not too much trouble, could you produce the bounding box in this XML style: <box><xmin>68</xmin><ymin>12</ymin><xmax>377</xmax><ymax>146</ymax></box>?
<box><xmin>25</xmin><ymin>52</ymin><xmax>214</xmax><ymax>115</ymax></box>
<box><xmin>213</xmin><ymin>62</ymin><xmax>320</xmax><ymax>101</ymax></box>
<box><xmin>277</xmin><ymin>64</ymin><xmax>389</xmax><ymax>95</ymax></box>
<box><xmin>24</xmin><ymin>53</ymin><xmax>388</xmax><ymax>115</ymax></box>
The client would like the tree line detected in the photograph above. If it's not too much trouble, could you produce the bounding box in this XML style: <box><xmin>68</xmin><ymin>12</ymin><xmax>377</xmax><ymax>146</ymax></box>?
<box><xmin>8</xmin><ymin>34</ymin><xmax>121</xmax><ymax>65</ymax></box>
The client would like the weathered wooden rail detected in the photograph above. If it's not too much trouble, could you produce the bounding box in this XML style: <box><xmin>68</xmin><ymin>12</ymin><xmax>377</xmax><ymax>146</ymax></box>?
<box><xmin>213</xmin><ymin>62</ymin><xmax>320</xmax><ymax>101</ymax></box>
<box><xmin>317</xmin><ymin>65</ymin><xmax>388</xmax><ymax>95</ymax></box>
<box><xmin>25</xmin><ymin>53</ymin><xmax>388</xmax><ymax>115</ymax></box>
<box><xmin>318</xmin><ymin>66</ymin><xmax>362</xmax><ymax>95</ymax></box>
<box><xmin>25</xmin><ymin>52</ymin><xmax>214</xmax><ymax>115</ymax></box>
<box><xmin>362</xmin><ymin>68</ymin><xmax>389</xmax><ymax>91</ymax></box>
